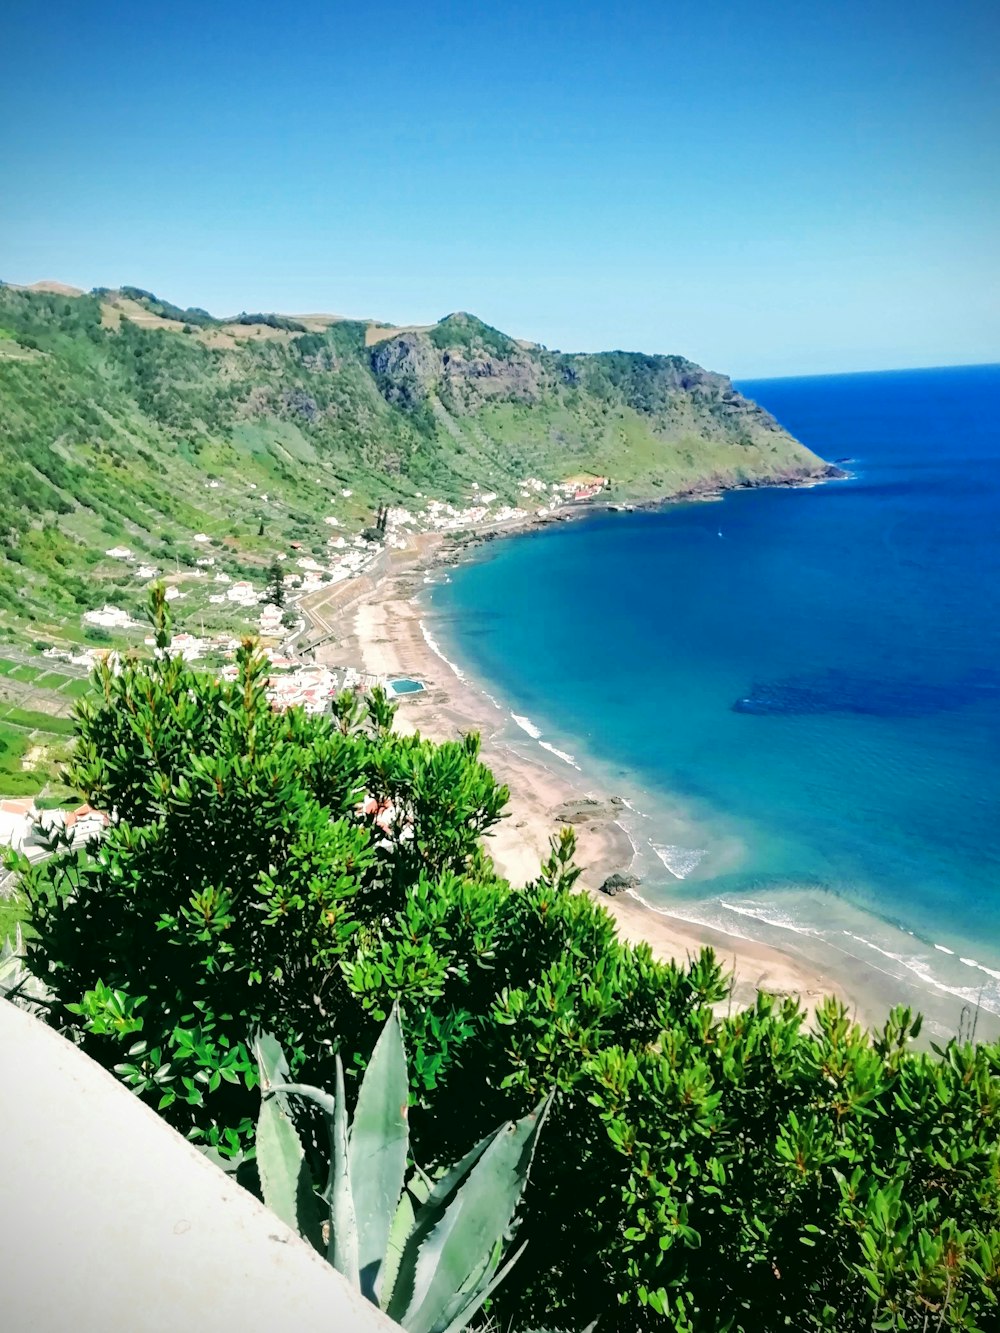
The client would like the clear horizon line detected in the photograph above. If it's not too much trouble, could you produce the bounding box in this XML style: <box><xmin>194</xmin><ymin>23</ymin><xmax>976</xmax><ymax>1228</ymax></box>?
<box><xmin>733</xmin><ymin>359</ymin><xmax>1000</xmax><ymax>384</ymax></box>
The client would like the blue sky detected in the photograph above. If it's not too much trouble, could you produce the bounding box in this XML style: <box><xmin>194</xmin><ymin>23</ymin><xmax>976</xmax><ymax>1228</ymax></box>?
<box><xmin>2</xmin><ymin>0</ymin><xmax>997</xmax><ymax>376</ymax></box>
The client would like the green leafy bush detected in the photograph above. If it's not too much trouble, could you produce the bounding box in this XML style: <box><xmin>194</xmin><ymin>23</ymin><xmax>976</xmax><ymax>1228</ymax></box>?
<box><xmin>234</xmin><ymin>311</ymin><xmax>308</xmax><ymax>333</ymax></box>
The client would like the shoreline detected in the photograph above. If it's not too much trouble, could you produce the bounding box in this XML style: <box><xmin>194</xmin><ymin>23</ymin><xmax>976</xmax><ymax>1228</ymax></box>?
<box><xmin>302</xmin><ymin>522</ymin><xmax>862</xmax><ymax>1025</ymax></box>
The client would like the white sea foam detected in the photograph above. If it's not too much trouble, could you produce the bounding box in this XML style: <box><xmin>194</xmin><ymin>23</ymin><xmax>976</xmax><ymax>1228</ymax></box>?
<box><xmin>960</xmin><ymin>957</ymin><xmax>1000</xmax><ymax>981</ymax></box>
<box><xmin>841</xmin><ymin>932</ymin><xmax>1000</xmax><ymax>1013</ymax></box>
<box><xmin>626</xmin><ymin>888</ymin><xmax>753</xmax><ymax>942</ymax></box>
<box><xmin>718</xmin><ymin>898</ymin><xmax>822</xmax><ymax>939</ymax></box>
<box><xmin>419</xmin><ymin>621</ymin><xmax>467</xmax><ymax>682</ymax></box>
<box><xmin>511</xmin><ymin>713</ymin><xmax>542</xmax><ymax>739</ymax></box>
<box><xmin>613</xmin><ymin>820</ymin><xmax>642</xmax><ymax>869</ymax></box>
<box><xmin>651</xmin><ymin>842</ymin><xmax>706</xmax><ymax>879</ymax></box>
<box><xmin>647</xmin><ymin>893</ymin><xmax>1000</xmax><ymax>1018</ymax></box>
<box><xmin>538</xmin><ymin>741</ymin><xmax>581</xmax><ymax>770</ymax></box>
<box><xmin>934</xmin><ymin>943</ymin><xmax>955</xmax><ymax>955</ymax></box>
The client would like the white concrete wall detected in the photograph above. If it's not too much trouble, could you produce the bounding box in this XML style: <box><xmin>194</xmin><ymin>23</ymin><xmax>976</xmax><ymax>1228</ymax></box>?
<box><xmin>0</xmin><ymin>999</ymin><xmax>400</xmax><ymax>1332</ymax></box>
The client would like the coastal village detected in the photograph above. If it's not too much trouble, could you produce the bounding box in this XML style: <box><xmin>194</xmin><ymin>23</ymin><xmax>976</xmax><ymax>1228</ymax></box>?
<box><xmin>0</xmin><ymin>475</ymin><xmax>608</xmax><ymax>853</ymax></box>
<box><xmin>81</xmin><ymin>476</ymin><xmax>606</xmax><ymax>698</ymax></box>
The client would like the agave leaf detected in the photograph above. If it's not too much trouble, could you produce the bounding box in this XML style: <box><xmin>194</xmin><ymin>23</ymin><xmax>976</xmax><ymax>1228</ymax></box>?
<box><xmin>402</xmin><ymin>1098</ymin><xmax>549</xmax><ymax>1333</ymax></box>
<box><xmin>254</xmin><ymin>1031</ymin><xmax>290</xmax><ymax>1094</ymax></box>
<box><xmin>0</xmin><ymin>932</ymin><xmax>20</xmax><ymax>993</ymax></box>
<box><xmin>256</xmin><ymin>1093</ymin><xmax>316</xmax><ymax>1240</ymax></box>
<box><xmin>349</xmin><ymin>1006</ymin><xmax>410</xmax><ymax>1305</ymax></box>
<box><xmin>269</xmin><ymin>1080</ymin><xmax>337</xmax><ymax>1118</ymax></box>
<box><xmin>438</xmin><ymin>1242</ymin><xmax>527</xmax><ymax>1333</ymax></box>
<box><xmin>522</xmin><ymin>1325</ymin><xmax>598</xmax><ymax>1333</ymax></box>
<box><xmin>0</xmin><ymin>924</ymin><xmax>50</xmax><ymax>1014</ymax></box>
<box><xmin>329</xmin><ymin>1053</ymin><xmax>360</xmax><ymax>1284</ymax></box>
<box><xmin>386</xmin><ymin>1128</ymin><xmax>501</xmax><ymax>1324</ymax></box>
<box><xmin>198</xmin><ymin>1144</ymin><xmax>245</xmax><ymax>1176</ymax></box>
<box><xmin>380</xmin><ymin>1178</ymin><xmax>417</xmax><ymax>1311</ymax></box>
<box><xmin>253</xmin><ymin>1035</ymin><xmax>322</xmax><ymax>1250</ymax></box>
<box><xmin>268</xmin><ymin>1071</ymin><xmax>338</xmax><ymax>1210</ymax></box>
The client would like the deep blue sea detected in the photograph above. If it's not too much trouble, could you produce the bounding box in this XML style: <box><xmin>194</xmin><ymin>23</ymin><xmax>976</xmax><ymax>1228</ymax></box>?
<box><xmin>429</xmin><ymin>365</ymin><xmax>1000</xmax><ymax>1037</ymax></box>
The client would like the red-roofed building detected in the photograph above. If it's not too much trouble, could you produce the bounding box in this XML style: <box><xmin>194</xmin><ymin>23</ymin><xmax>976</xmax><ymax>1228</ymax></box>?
<box><xmin>359</xmin><ymin>795</ymin><xmax>396</xmax><ymax>833</ymax></box>
<box><xmin>65</xmin><ymin>804</ymin><xmax>110</xmax><ymax>834</ymax></box>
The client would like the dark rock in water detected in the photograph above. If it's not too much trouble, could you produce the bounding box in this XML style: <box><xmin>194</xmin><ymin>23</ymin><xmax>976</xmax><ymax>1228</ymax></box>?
<box><xmin>610</xmin><ymin>795</ymin><xmax>626</xmax><ymax>807</ymax></box>
<box><xmin>600</xmin><ymin>872</ymin><xmax>640</xmax><ymax>896</ymax></box>
<box><xmin>553</xmin><ymin>797</ymin><xmax>612</xmax><ymax>824</ymax></box>
<box><xmin>732</xmin><ymin>668</ymin><xmax>1000</xmax><ymax>719</ymax></box>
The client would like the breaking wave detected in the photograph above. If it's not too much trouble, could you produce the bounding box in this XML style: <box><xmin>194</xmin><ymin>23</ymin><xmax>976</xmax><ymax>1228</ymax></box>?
<box><xmin>539</xmin><ymin>741</ymin><xmax>582</xmax><ymax>770</ymax></box>
<box><xmin>651</xmin><ymin>843</ymin><xmax>707</xmax><ymax>879</ymax></box>
<box><xmin>419</xmin><ymin>621</ymin><xmax>467</xmax><ymax>682</ymax></box>
<box><xmin>841</xmin><ymin>932</ymin><xmax>1000</xmax><ymax>1014</ymax></box>
<box><xmin>511</xmin><ymin>713</ymin><xmax>542</xmax><ymax>739</ymax></box>
<box><xmin>717</xmin><ymin>897</ymin><xmax>823</xmax><ymax>939</ymax></box>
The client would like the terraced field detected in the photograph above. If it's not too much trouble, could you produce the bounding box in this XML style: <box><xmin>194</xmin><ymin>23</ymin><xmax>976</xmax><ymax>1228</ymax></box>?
<box><xmin>0</xmin><ymin>653</ymin><xmax>87</xmax><ymax>799</ymax></box>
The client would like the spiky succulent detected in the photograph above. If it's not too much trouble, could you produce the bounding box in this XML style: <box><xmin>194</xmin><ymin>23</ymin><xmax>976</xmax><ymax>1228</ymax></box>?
<box><xmin>254</xmin><ymin>1009</ymin><xmax>548</xmax><ymax>1333</ymax></box>
<box><xmin>0</xmin><ymin>924</ymin><xmax>50</xmax><ymax>1016</ymax></box>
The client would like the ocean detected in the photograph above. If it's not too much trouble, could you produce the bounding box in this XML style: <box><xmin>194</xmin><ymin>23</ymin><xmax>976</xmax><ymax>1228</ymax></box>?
<box><xmin>428</xmin><ymin>365</ymin><xmax>1000</xmax><ymax>1039</ymax></box>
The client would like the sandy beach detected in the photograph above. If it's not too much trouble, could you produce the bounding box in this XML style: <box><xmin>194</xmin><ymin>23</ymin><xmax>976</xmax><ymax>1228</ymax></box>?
<box><xmin>298</xmin><ymin>529</ymin><xmax>862</xmax><ymax>1023</ymax></box>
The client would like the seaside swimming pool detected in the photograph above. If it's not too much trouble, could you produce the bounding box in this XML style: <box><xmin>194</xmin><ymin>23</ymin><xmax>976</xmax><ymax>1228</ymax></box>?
<box><xmin>388</xmin><ymin>678</ymin><xmax>425</xmax><ymax>695</ymax></box>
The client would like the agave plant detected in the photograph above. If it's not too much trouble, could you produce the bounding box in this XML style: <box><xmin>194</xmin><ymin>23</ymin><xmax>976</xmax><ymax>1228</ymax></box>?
<box><xmin>254</xmin><ymin>1009</ymin><xmax>548</xmax><ymax>1333</ymax></box>
<box><xmin>0</xmin><ymin>924</ymin><xmax>50</xmax><ymax>1015</ymax></box>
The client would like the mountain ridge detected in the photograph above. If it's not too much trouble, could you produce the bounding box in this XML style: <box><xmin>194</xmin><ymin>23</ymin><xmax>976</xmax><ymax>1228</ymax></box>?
<box><xmin>0</xmin><ymin>280</ymin><xmax>834</xmax><ymax>656</ymax></box>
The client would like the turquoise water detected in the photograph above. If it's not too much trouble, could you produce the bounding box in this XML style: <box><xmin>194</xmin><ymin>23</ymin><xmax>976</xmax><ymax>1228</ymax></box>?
<box><xmin>429</xmin><ymin>365</ymin><xmax>1000</xmax><ymax>1037</ymax></box>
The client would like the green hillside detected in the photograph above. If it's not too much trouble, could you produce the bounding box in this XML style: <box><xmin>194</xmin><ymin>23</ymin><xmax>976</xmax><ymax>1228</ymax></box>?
<box><xmin>0</xmin><ymin>283</ymin><xmax>832</xmax><ymax>653</ymax></box>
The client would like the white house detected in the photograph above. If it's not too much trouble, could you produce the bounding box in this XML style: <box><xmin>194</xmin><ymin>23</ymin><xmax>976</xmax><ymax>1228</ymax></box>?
<box><xmin>83</xmin><ymin>605</ymin><xmax>138</xmax><ymax>629</ymax></box>
<box><xmin>0</xmin><ymin>799</ymin><xmax>36</xmax><ymax>851</ymax></box>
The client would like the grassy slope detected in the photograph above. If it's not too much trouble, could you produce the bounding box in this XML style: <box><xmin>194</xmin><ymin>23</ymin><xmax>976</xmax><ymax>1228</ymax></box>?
<box><xmin>0</xmin><ymin>286</ymin><xmax>828</xmax><ymax>660</ymax></box>
<box><xmin>0</xmin><ymin>290</ymin><xmax>425</xmax><ymax>648</ymax></box>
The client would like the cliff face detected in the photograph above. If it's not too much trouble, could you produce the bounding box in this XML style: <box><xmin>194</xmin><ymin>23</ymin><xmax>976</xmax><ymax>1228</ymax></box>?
<box><xmin>370</xmin><ymin>316</ymin><xmax>544</xmax><ymax>405</ymax></box>
<box><xmin>369</xmin><ymin>316</ymin><xmax>784</xmax><ymax>429</ymax></box>
<box><xmin>365</xmin><ymin>314</ymin><xmax>829</xmax><ymax>497</ymax></box>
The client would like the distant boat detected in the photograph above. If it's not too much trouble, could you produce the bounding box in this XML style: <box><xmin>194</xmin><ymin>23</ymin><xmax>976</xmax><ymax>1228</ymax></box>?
<box><xmin>717</xmin><ymin>529</ymin><xmax>723</xmax><ymax>538</ymax></box>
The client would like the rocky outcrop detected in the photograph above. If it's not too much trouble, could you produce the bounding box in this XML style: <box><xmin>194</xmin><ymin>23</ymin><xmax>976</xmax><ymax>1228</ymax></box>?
<box><xmin>370</xmin><ymin>332</ymin><xmax>439</xmax><ymax>387</ymax></box>
<box><xmin>439</xmin><ymin>347</ymin><xmax>543</xmax><ymax>402</ymax></box>
<box><xmin>370</xmin><ymin>329</ymin><xmax>543</xmax><ymax>406</ymax></box>
<box><xmin>600</xmin><ymin>872</ymin><xmax>640</xmax><ymax>896</ymax></box>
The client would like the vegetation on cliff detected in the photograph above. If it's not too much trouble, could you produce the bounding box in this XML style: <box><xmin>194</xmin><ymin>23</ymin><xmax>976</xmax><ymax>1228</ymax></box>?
<box><xmin>0</xmin><ymin>283</ymin><xmax>828</xmax><ymax>652</ymax></box>
<box><xmin>8</xmin><ymin>591</ymin><xmax>1000</xmax><ymax>1332</ymax></box>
